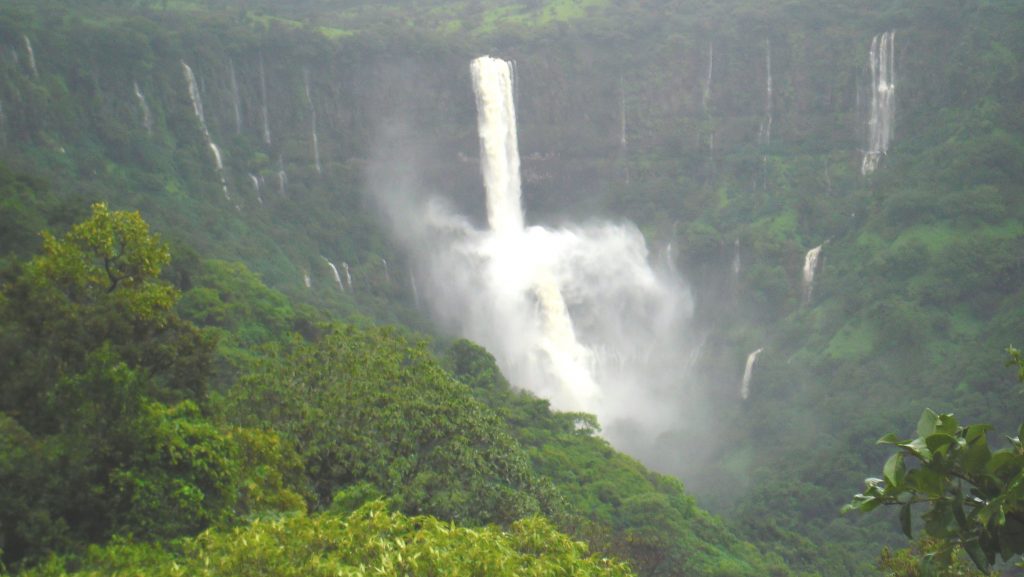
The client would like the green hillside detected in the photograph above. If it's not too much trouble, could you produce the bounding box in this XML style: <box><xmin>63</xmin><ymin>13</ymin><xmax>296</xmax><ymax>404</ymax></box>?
<box><xmin>1</xmin><ymin>0</ymin><xmax>1023</xmax><ymax>575</ymax></box>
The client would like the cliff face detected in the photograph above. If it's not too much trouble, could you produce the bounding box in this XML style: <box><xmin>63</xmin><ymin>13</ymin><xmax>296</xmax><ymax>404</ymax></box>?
<box><xmin>2</xmin><ymin>2</ymin><xmax>1016</xmax><ymax>229</ymax></box>
<box><xmin>1</xmin><ymin>2</ymin><xmax>1023</xmax><ymax>573</ymax></box>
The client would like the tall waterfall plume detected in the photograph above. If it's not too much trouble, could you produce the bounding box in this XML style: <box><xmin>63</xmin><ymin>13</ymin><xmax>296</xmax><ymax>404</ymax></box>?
<box><xmin>740</xmin><ymin>348</ymin><xmax>763</xmax><ymax>400</ymax></box>
<box><xmin>304</xmin><ymin>68</ymin><xmax>322</xmax><ymax>174</ymax></box>
<box><xmin>382</xmin><ymin>56</ymin><xmax>693</xmax><ymax>436</ymax></box>
<box><xmin>229</xmin><ymin>59</ymin><xmax>243</xmax><ymax>134</ymax></box>
<box><xmin>133</xmin><ymin>82</ymin><xmax>153</xmax><ymax>135</ymax></box>
<box><xmin>259</xmin><ymin>55</ymin><xmax>272</xmax><ymax>145</ymax></box>
<box><xmin>182</xmin><ymin>61</ymin><xmax>230</xmax><ymax>200</ymax></box>
<box><xmin>802</xmin><ymin>245</ymin><xmax>823</xmax><ymax>303</ymax></box>
<box><xmin>861</xmin><ymin>31</ymin><xmax>895</xmax><ymax>175</ymax></box>
<box><xmin>23</xmin><ymin>35</ymin><xmax>37</xmax><ymax>78</ymax></box>
<box><xmin>472</xmin><ymin>57</ymin><xmax>525</xmax><ymax>235</ymax></box>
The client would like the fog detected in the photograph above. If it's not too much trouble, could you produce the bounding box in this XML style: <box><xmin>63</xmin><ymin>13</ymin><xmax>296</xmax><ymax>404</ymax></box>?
<box><xmin>369</xmin><ymin>56</ymin><xmax>723</xmax><ymax>467</ymax></box>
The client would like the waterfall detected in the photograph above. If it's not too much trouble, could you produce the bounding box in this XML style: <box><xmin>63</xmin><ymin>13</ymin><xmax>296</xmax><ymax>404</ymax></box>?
<box><xmin>472</xmin><ymin>57</ymin><xmax>525</xmax><ymax>235</ymax></box>
<box><xmin>23</xmin><ymin>35</ymin><xmax>37</xmax><ymax>78</ymax></box>
<box><xmin>259</xmin><ymin>55</ymin><xmax>271</xmax><ymax>145</ymax></box>
<box><xmin>133</xmin><ymin>82</ymin><xmax>153</xmax><ymax>135</ymax></box>
<box><xmin>248</xmin><ymin>173</ymin><xmax>263</xmax><ymax>206</ymax></box>
<box><xmin>471</xmin><ymin>56</ymin><xmax>601</xmax><ymax>410</ymax></box>
<box><xmin>619</xmin><ymin>76</ymin><xmax>627</xmax><ymax>148</ymax></box>
<box><xmin>342</xmin><ymin>262</ymin><xmax>353</xmax><ymax>291</ymax></box>
<box><xmin>861</xmin><ymin>31</ymin><xmax>895</xmax><ymax>175</ymax></box>
<box><xmin>303</xmin><ymin>271</ymin><xmax>311</xmax><ymax>288</ymax></box>
<box><xmin>377</xmin><ymin>54</ymin><xmax>691</xmax><ymax>441</ymax></box>
<box><xmin>182</xmin><ymin>62</ymin><xmax>206</xmax><ymax>128</ymax></box>
<box><xmin>182</xmin><ymin>61</ymin><xmax>230</xmax><ymax>200</ymax></box>
<box><xmin>382</xmin><ymin>258</ymin><xmax>391</xmax><ymax>283</ymax></box>
<box><xmin>802</xmin><ymin>245</ymin><xmax>823</xmax><ymax>302</ymax></box>
<box><xmin>732</xmin><ymin>239</ymin><xmax>741</xmax><ymax>277</ymax></box>
<box><xmin>702</xmin><ymin>40</ymin><xmax>713</xmax><ymax>113</ymax></box>
<box><xmin>276</xmin><ymin>157</ymin><xmax>287</xmax><ymax>196</ymax></box>
<box><xmin>322</xmin><ymin>257</ymin><xmax>344</xmax><ymax>292</ymax></box>
<box><xmin>620</xmin><ymin>75</ymin><xmax>630</xmax><ymax>185</ymax></box>
<box><xmin>759</xmin><ymin>39</ymin><xmax>773</xmax><ymax>147</ymax></box>
<box><xmin>304</xmin><ymin>68</ymin><xmax>322</xmax><ymax>174</ymax></box>
<box><xmin>229</xmin><ymin>59</ymin><xmax>243</xmax><ymax>134</ymax></box>
<box><xmin>740</xmin><ymin>348</ymin><xmax>764</xmax><ymax>400</ymax></box>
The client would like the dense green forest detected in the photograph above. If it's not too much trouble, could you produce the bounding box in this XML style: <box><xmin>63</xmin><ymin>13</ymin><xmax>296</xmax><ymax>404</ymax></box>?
<box><xmin>0</xmin><ymin>0</ymin><xmax>1023</xmax><ymax>575</ymax></box>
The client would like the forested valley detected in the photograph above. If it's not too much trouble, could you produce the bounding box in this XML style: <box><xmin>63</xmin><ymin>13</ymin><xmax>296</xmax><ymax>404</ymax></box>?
<box><xmin>1</xmin><ymin>1</ymin><xmax>1023</xmax><ymax>576</ymax></box>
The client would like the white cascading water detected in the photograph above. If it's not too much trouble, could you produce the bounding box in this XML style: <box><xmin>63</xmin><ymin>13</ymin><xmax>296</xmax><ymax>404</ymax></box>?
<box><xmin>732</xmin><ymin>239</ymin><xmax>741</xmax><ymax>277</ymax></box>
<box><xmin>322</xmin><ymin>257</ymin><xmax>344</xmax><ymax>292</ymax></box>
<box><xmin>133</xmin><ymin>82</ymin><xmax>153</xmax><ymax>135</ymax></box>
<box><xmin>702</xmin><ymin>40</ymin><xmax>713</xmax><ymax>113</ymax></box>
<box><xmin>248</xmin><ymin>173</ymin><xmax>263</xmax><ymax>206</ymax></box>
<box><xmin>182</xmin><ymin>61</ymin><xmax>230</xmax><ymax>200</ymax></box>
<box><xmin>802</xmin><ymin>244</ymin><xmax>823</xmax><ymax>302</ymax></box>
<box><xmin>620</xmin><ymin>76</ymin><xmax>630</xmax><ymax>184</ymax></box>
<box><xmin>277</xmin><ymin>170</ymin><xmax>287</xmax><ymax>195</ymax></box>
<box><xmin>382</xmin><ymin>258</ymin><xmax>390</xmax><ymax>283</ymax></box>
<box><xmin>740</xmin><ymin>348</ymin><xmax>763</xmax><ymax>400</ymax></box>
<box><xmin>619</xmin><ymin>76</ymin><xmax>627</xmax><ymax>149</ymax></box>
<box><xmin>259</xmin><ymin>55</ymin><xmax>272</xmax><ymax>145</ymax></box>
<box><xmin>304</xmin><ymin>68</ymin><xmax>322</xmax><ymax>174</ymax></box>
<box><xmin>229</xmin><ymin>59</ymin><xmax>243</xmax><ymax>135</ymax></box>
<box><xmin>303</xmin><ymin>271</ymin><xmax>312</xmax><ymax>288</ymax></box>
<box><xmin>23</xmin><ymin>35</ymin><xmax>37</xmax><ymax>78</ymax></box>
<box><xmin>392</xmin><ymin>56</ymin><xmax>692</xmax><ymax>429</ymax></box>
<box><xmin>758</xmin><ymin>39</ymin><xmax>773</xmax><ymax>147</ymax></box>
<box><xmin>276</xmin><ymin>157</ymin><xmax>287</xmax><ymax>196</ymax></box>
<box><xmin>342</xmin><ymin>262</ymin><xmax>353</xmax><ymax>291</ymax></box>
<box><xmin>861</xmin><ymin>31</ymin><xmax>895</xmax><ymax>175</ymax></box>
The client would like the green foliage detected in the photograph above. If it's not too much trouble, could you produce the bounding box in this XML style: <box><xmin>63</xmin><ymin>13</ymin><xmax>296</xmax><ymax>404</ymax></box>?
<box><xmin>3</xmin><ymin>1</ymin><xmax>1022</xmax><ymax>575</ymax></box>
<box><xmin>878</xmin><ymin>539</ymin><xmax>991</xmax><ymax>577</ymax></box>
<box><xmin>227</xmin><ymin>325</ymin><xmax>563</xmax><ymax>524</ymax></box>
<box><xmin>445</xmin><ymin>340</ymin><xmax>789</xmax><ymax>577</ymax></box>
<box><xmin>845</xmin><ymin>407</ymin><xmax>1024</xmax><ymax>572</ymax></box>
<box><xmin>0</xmin><ymin>202</ymin><xmax>208</xmax><ymax>431</ymax></box>
<box><xmin>0</xmin><ymin>208</ymin><xmax>299</xmax><ymax>568</ymax></box>
<box><xmin>23</xmin><ymin>502</ymin><xmax>635</xmax><ymax>577</ymax></box>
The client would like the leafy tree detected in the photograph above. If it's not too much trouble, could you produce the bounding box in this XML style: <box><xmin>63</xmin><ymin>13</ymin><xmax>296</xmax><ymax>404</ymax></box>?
<box><xmin>877</xmin><ymin>539</ymin><xmax>991</xmax><ymax>577</ymax></box>
<box><xmin>845</xmin><ymin>352</ymin><xmax>1024</xmax><ymax>573</ymax></box>
<box><xmin>227</xmin><ymin>325</ymin><xmax>564</xmax><ymax>524</ymax></box>
<box><xmin>0</xmin><ymin>202</ymin><xmax>210</xmax><ymax>433</ymax></box>
<box><xmin>0</xmin><ymin>206</ymin><xmax>300</xmax><ymax>567</ymax></box>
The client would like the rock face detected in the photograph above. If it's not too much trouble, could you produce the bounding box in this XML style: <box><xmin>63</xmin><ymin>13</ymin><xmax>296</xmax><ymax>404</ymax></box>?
<box><xmin>0</xmin><ymin>9</ymin><xmax>1001</xmax><ymax>221</ymax></box>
